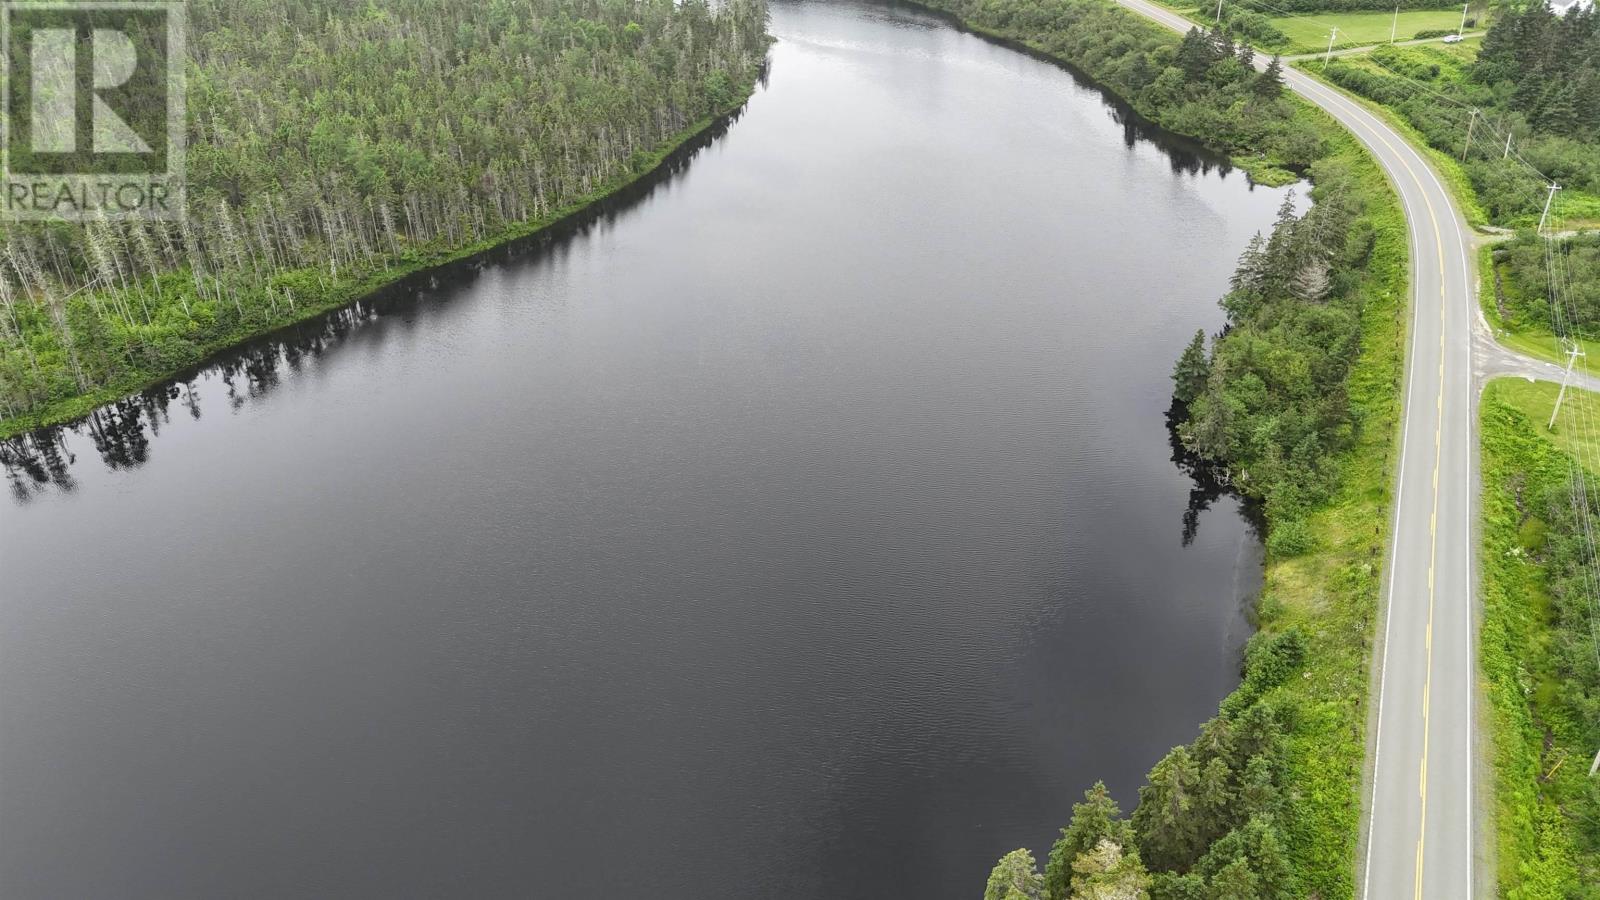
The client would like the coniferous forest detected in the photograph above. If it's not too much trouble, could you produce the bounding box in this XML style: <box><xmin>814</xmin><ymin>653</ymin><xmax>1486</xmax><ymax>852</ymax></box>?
<box><xmin>1323</xmin><ymin>0</ymin><xmax>1600</xmax><ymax>223</ymax></box>
<box><xmin>0</xmin><ymin>0</ymin><xmax>768</xmax><ymax>432</ymax></box>
<box><xmin>4</xmin><ymin>0</ymin><xmax>1592</xmax><ymax>897</ymax></box>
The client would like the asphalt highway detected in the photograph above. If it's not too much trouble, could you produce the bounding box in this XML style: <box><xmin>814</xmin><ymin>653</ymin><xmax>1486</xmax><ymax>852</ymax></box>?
<box><xmin>1106</xmin><ymin>2</ymin><xmax>1480</xmax><ymax>895</ymax></box>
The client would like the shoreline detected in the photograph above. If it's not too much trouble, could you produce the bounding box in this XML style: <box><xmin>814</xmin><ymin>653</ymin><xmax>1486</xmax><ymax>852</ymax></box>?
<box><xmin>893</xmin><ymin>0</ymin><xmax>1304</xmax><ymax>187</ymax></box>
<box><xmin>0</xmin><ymin>82</ymin><xmax>762</xmax><ymax>441</ymax></box>
<box><xmin>903</xmin><ymin>1</ymin><xmax>1411</xmax><ymax>894</ymax></box>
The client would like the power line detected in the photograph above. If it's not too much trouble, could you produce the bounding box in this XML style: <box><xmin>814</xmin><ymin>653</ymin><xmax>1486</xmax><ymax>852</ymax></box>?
<box><xmin>1207</xmin><ymin>0</ymin><xmax>1600</xmax><ymax>704</ymax></box>
<box><xmin>1204</xmin><ymin>0</ymin><xmax>1562</xmax><ymax>185</ymax></box>
<box><xmin>1274</xmin><ymin>0</ymin><xmax>1600</xmax><ymax>781</ymax></box>
<box><xmin>1555</xmin><ymin>248</ymin><xmax>1600</xmax><ymax>710</ymax></box>
<box><xmin>1533</xmin><ymin>198</ymin><xmax>1600</xmax><ymax>776</ymax></box>
<box><xmin>1321</xmin><ymin>50</ymin><xmax>1557</xmax><ymax>183</ymax></box>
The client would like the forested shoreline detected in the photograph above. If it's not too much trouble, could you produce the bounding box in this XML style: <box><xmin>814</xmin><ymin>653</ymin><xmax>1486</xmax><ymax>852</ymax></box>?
<box><xmin>0</xmin><ymin>0</ymin><xmax>1418</xmax><ymax>894</ymax></box>
<box><xmin>0</xmin><ymin>0</ymin><xmax>769</xmax><ymax>436</ymax></box>
<box><xmin>986</xmin><ymin>151</ymin><xmax>1402</xmax><ymax>900</ymax></box>
<box><xmin>916</xmin><ymin>1</ymin><xmax>1408</xmax><ymax>898</ymax></box>
<box><xmin>915</xmin><ymin>0</ymin><xmax>1318</xmax><ymax>186</ymax></box>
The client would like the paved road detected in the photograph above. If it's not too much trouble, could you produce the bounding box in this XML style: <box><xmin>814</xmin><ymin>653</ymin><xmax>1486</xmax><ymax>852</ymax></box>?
<box><xmin>1106</xmin><ymin>1</ymin><xmax>1480</xmax><ymax>896</ymax></box>
<box><xmin>1475</xmin><ymin>315</ymin><xmax>1600</xmax><ymax>392</ymax></box>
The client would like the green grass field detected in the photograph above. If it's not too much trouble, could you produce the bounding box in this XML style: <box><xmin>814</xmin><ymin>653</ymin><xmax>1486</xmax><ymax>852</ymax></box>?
<box><xmin>1488</xmin><ymin>378</ymin><xmax>1600</xmax><ymax>462</ymax></box>
<box><xmin>1271</xmin><ymin>10</ymin><xmax>1478</xmax><ymax>53</ymax></box>
<box><xmin>1426</xmin><ymin>33</ymin><xmax>1485</xmax><ymax>58</ymax></box>
<box><xmin>1491</xmin><ymin>329</ymin><xmax>1600</xmax><ymax>368</ymax></box>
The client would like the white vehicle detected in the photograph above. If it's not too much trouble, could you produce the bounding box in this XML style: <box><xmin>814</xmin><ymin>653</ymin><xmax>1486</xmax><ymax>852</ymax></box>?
<box><xmin>1443</xmin><ymin>33</ymin><xmax>1464</xmax><ymax>43</ymax></box>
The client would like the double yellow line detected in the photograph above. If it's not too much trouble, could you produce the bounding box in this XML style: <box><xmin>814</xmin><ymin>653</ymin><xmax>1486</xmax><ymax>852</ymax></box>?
<box><xmin>1122</xmin><ymin>6</ymin><xmax>1463</xmax><ymax>891</ymax></box>
<box><xmin>1294</xmin><ymin>77</ymin><xmax>1453</xmax><ymax>900</ymax></box>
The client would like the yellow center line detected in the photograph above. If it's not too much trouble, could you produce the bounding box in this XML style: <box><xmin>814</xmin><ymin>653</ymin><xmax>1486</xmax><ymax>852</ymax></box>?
<box><xmin>1122</xmin><ymin>25</ymin><xmax>1462</xmax><ymax>897</ymax></box>
<box><xmin>1295</xmin><ymin>80</ymin><xmax>1452</xmax><ymax>900</ymax></box>
<box><xmin>1415</xmin><ymin>188</ymin><xmax>1448</xmax><ymax>900</ymax></box>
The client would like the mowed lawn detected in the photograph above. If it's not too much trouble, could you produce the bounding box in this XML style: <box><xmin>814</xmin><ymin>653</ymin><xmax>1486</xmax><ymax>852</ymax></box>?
<box><xmin>1270</xmin><ymin>9</ymin><xmax>1476</xmax><ymax>51</ymax></box>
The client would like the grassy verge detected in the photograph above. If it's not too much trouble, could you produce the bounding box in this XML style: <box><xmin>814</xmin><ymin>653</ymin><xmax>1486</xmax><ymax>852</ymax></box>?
<box><xmin>1289</xmin><ymin>53</ymin><xmax>1490</xmax><ymax>227</ymax></box>
<box><xmin>0</xmin><ymin>86</ymin><xmax>759</xmax><ymax>440</ymax></box>
<box><xmin>1260</xmin><ymin>130</ymin><xmax>1407</xmax><ymax>897</ymax></box>
<box><xmin>1479</xmin><ymin>379</ymin><xmax>1600</xmax><ymax>897</ymax></box>
<box><xmin>1555</xmin><ymin>188</ymin><xmax>1600</xmax><ymax>229</ymax></box>
<box><xmin>1473</xmin><ymin>242</ymin><xmax>1571</xmax><ymax>363</ymax></box>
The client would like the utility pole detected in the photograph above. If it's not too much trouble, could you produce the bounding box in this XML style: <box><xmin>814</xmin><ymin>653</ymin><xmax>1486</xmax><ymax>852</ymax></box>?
<box><xmin>1538</xmin><ymin>182</ymin><xmax>1562</xmax><ymax>236</ymax></box>
<box><xmin>1216</xmin><ymin>0</ymin><xmax>1223</xmax><ymax>24</ymax></box>
<box><xmin>1391</xmin><ymin>0</ymin><xmax>1401</xmax><ymax>43</ymax></box>
<box><xmin>1503</xmin><ymin>130</ymin><xmax>1513</xmax><ymax>159</ymax></box>
<box><xmin>1591</xmin><ymin>746</ymin><xmax>1600</xmax><ymax>778</ymax></box>
<box><xmin>1325</xmin><ymin>27</ymin><xmax>1339</xmax><ymax>64</ymax></box>
<box><xmin>1461</xmin><ymin>109</ymin><xmax>1477</xmax><ymax>160</ymax></box>
<box><xmin>1459</xmin><ymin>1</ymin><xmax>1469</xmax><ymax>35</ymax></box>
<box><xmin>1549</xmin><ymin>342</ymin><xmax>1583</xmax><ymax>430</ymax></box>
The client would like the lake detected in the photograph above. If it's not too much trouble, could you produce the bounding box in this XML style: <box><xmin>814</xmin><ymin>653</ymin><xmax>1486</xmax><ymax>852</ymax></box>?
<box><xmin>0</xmin><ymin>2</ymin><xmax>1289</xmax><ymax>897</ymax></box>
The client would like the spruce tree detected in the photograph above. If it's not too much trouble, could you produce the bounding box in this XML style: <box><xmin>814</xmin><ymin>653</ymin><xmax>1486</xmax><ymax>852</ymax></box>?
<box><xmin>1204</xmin><ymin>858</ymin><xmax>1259</xmax><ymax>900</ymax></box>
<box><xmin>1044</xmin><ymin>782</ymin><xmax>1134</xmax><ymax>900</ymax></box>
<box><xmin>1172</xmin><ymin>330</ymin><xmax>1211</xmax><ymax>406</ymax></box>
<box><xmin>1070</xmin><ymin>840</ymin><xmax>1152</xmax><ymax>900</ymax></box>
<box><xmin>1178</xmin><ymin>28</ymin><xmax>1216</xmax><ymax>80</ymax></box>
<box><xmin>1147</xmin><ymin>872</ymin><xmax>1206</xmax><ymax>900</ymax></box>
<box><xmin>1131</xmin><ymin>746</ymin><xmax>1203</xmax><ymax>872</ymax></box>
<box><xmin>1228</xmin><ymin>233</ymin><xmax>1268</xmax><ymax>301</ymax></box>
<box><xmin>1193</xmin><ymin>817</ymin><xmax>1295</xmax><ymax>899</ymax></box>
<box><xmin>986</xmin><ymin>849</ymin><xmax>1045</xmax><ymax>900</ymax></box>
<box><xmin>1254</xmin><ymin>56</ymin><xmax>1284</xmax><ymax>100</ymax></box>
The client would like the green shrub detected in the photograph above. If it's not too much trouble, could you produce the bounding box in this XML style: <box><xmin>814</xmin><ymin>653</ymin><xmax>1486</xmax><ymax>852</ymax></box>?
<box><xmin>1267</xmin><ymin>517</ymin><xmax>1315</xmax><ymax>557</ymax></box>
<box><xmin>1518</xmin><ymin>516</ymin><xmax>1548</xmax><ymax>554</ymax></box>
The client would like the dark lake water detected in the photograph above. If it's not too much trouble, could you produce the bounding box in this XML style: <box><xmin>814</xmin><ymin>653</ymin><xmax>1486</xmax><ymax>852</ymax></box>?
<box><xmin>1</xmin><ymin>2</ymin><xmax>1290</xmax><ymax>897</ymax></box>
